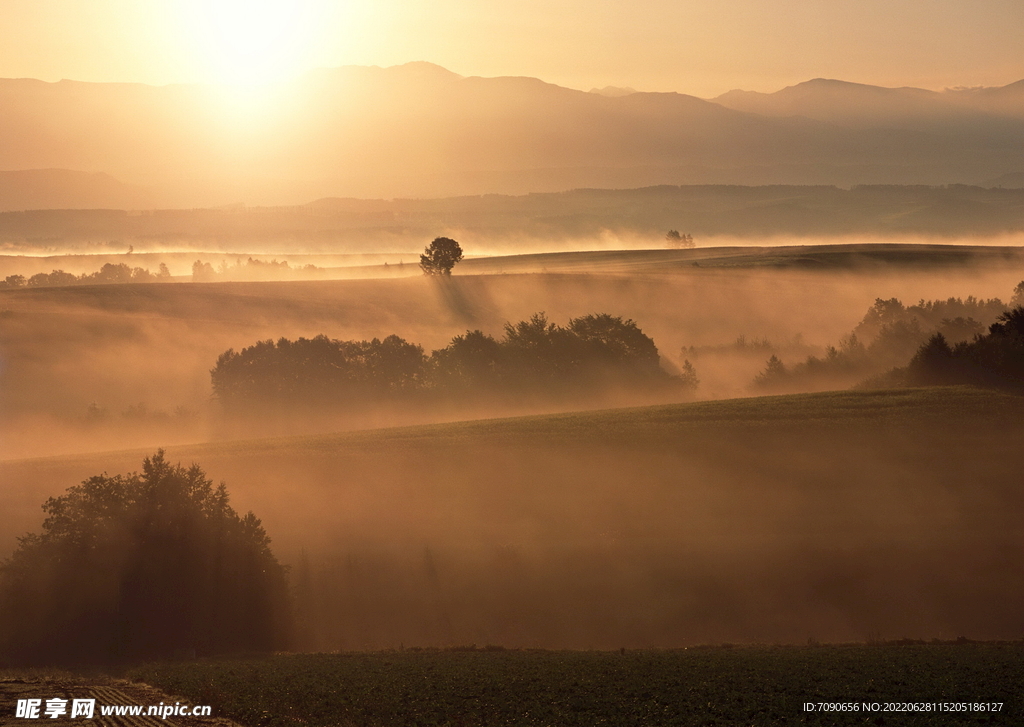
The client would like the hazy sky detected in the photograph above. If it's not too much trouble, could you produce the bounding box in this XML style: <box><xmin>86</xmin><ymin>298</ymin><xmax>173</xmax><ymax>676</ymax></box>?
<box><xmin>1</xmin><ymin>0</ymin><xmax>1022</xmax><ymax>97</ymax></box>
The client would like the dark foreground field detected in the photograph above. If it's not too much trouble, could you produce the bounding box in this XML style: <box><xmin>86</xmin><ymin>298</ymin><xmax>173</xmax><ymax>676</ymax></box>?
<box><xmin>128</xmin><ymin>644</ymin><xmax>1024</xmax><ymax>727</ymax></box>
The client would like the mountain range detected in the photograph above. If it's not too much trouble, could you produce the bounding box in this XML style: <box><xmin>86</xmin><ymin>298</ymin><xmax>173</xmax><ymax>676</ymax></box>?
<box><xmin>0</xmin><ymin>63</ymin><xmax>1022</xmax><ymax>209</ymax></box>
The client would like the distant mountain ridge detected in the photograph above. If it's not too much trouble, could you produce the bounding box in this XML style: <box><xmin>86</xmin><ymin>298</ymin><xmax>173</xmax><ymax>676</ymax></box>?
<box><xmin>5</xmin><ymin>184</ymin><xmax>1024</xmax><ymax>253</ymax></box>
<box><xmin>0</xmin><ymin>64</ymin><xmax>1022</xmax><ymax>208</ymax></box>
<box><xmin>0</xmin><ymin>169</ymin><xmax>153</xmax><ymax>212</ymax></box>
<box><xmin>711</xmin><ymin>77</ymin><xmax>1024</xmax><ymax>126</ymax></box>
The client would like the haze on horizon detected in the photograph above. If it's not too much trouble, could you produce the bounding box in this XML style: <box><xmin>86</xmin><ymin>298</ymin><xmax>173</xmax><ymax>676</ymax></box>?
<box><xmin>1</xmin><ymin>1</ymin><xmax>1023</xmax><ymax>209</ymax></box>
<box><xmin>1</xmin><ymin>0</ymin><xmax>1022</xmax><ymax>97</ymax></box>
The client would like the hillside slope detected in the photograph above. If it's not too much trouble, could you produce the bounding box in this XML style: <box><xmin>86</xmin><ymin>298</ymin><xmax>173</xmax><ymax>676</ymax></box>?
<box><xmin>3</xmin><ymin>387</ymin><xmax>1023</xmax><ymax>647</ymax></box>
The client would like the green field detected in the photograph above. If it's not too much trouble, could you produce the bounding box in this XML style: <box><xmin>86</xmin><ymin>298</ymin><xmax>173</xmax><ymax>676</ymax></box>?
<box><xmin>128</xmin><ymin>644</ymin><xmax>1024</xmax><ymax>726</ymax></box>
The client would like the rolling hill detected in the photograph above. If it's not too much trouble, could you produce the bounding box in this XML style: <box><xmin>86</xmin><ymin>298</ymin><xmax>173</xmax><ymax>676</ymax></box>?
<box><xmin>712</xmin><ymin>77</ymin><xmax>1024</xmax><ymax>126</ymax></box>
<box><xmin>2</xmin><ymin>386</ymin><xmax>1024</xmax><ymax>647</ymax></box>
<box><xmin>2</xmin><ymin>242</ymin><xmax>1022</xmax><ymax>462</ymax></box>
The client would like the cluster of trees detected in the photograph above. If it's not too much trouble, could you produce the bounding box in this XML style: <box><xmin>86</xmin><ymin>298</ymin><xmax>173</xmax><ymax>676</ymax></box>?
<box><xmin>0</xmin><ymin>452</ymin><xmax>291</xmax><ymax>666</ymax></box>
<box><xmin>0</xmin><ymin>262</ymin><xmax>170</xmax><ymax>289</ymax></box>
<box><xmin>211</xmin><ymin>313</ymin><xmax>689</xmax><ymax>412</ymax></box>
<box><xmin>905</xmin><ymin>306</ymin><xmax>1024</xmax><ymax>390</ymax></box>
<box><xmin>753</xmin><ymin>294</ymin><xmax>1009</xmax><ymax>392</ymax></box>
<box><xmin>212</xmin><ymin>334</ymin><xmax>427</xmax><ymax>409</ymax></box>
<box><xmin>665</xmin><ymin>230</ymin><xmax>695</xmax><ymax>248</ymax></box>
<box><xmin>191</xmin><ymin>257</ymin><xmax>321</xmax><ymax>282</ymax></box>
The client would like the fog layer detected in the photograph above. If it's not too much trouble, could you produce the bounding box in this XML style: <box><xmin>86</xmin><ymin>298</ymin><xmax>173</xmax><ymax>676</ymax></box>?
<box><xmin>2</xmin><ymin>388</ymin><xmax>1022</xmax><ymax>648</ymax></box>
<box><xmin>2</xmin><ymin>259</ymin><xmax>1022</xmax><ymax>457</ymax></box>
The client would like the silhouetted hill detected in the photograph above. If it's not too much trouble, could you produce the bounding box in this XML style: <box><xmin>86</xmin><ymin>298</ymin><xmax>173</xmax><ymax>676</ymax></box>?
<box><xmin>713</xmin><ymin>79</ymin><xmax>967</xmax><ymax>125</ymax></box>
<box><xmin>1</xmin><ymin>65</ymin><xmax>1023</xmax><ymax>205</ymax></box>
<box><xmin>0</xmin><ymin>169</ymin><xmax>153</xmax><ymax>211</ymax></box>
<box><xmin>712</xmin><ymin>77</ymin><xmax>1024</xmax><ymax>125</ymax></box>
<box><xmin>945</xmin><ymin>79</ymin><xmax>1024</xmax><ymax>118</ymax></box>
<box><xmin>4</xmin><ymin>184</ymin><xmax>1024</xmax><ymax>252</ymax></box>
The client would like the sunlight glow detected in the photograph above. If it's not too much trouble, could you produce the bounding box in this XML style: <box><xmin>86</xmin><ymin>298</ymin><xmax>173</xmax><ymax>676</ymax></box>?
<box><xmin>193</xmin><ymin>0</ymin><xmax>331</xmax><ymax>86</ymax></box>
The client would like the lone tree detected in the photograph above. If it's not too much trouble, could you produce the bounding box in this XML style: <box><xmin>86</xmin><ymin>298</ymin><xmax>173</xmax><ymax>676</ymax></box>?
<box><xmin>0</xmin><ymin>451</ymin><xmax>291</xmax><ymax>666</ymax></box>
<box><xmin>420</xmin><ymin>236</ymin><xmax>464</xmax><ymax>275</ymax></box>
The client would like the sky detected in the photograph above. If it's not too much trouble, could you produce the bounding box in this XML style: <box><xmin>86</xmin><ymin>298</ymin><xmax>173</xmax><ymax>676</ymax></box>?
<box><xmin>0</xmin><ymin>0</ymin><xmax>1022</xmax><ymax>97</ymax></box>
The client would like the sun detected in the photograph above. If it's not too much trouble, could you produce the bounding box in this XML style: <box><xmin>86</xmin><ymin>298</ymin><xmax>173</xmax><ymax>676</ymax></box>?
<box><xmin>194</xmin><ymin>0</ymin><xmax>328</xmax><ymax>86</ymax></box>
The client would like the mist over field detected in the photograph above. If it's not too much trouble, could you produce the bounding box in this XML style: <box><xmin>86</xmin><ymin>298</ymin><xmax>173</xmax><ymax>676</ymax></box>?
<box><xmin>5</xmin><ymin>186</ymin><xmax>1024</xmax><ymax>257</ymax></box>
<box><xmin>5</xmin><ymin>5</ymin><xmax>1024</xmax><ymax>724</ymax></box>
<box><xmin>1</xmin><ymin>30</ymin><xmax>1024</xmax><ymax>673</ymax></box>
<box><xmin>2</xmin><ymin>246</ymin><xmax>1022</xmax><ymax>458</ymax></box>
<box><xmin>3</xmin><ymin>388</ymin><xmax>1024</xmax><ymax>651</ymax></box>
<box><xmin>1</xmin><ymin>230</ymin><xmax>1023</xmax><ymax>658</ymax></box>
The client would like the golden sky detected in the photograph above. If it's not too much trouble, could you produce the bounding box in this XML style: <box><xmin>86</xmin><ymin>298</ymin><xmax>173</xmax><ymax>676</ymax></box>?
<box><xmin>1</xmin><ymin>0</ymin><xmax>1022</xmax><ymax>96</ymax></box>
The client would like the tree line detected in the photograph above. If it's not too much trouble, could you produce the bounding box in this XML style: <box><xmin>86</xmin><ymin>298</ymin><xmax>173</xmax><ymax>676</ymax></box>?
<box><xmin>751</xmin><ymin>281</ymin><xmax>1024</xmax><ymax>393</ymax></box>
<box><xmin>0</xmin><ymin>257</ymin><xmax>330</xmax><ymax>288</ymax></box>
<box><xmin>0</xmin><ymin>262</ymin><xmax>170</xmax><ymax>289</ymax></box>
<box><xmin>192</xmin><ymin>257</ymin><xmax>322</xmax><ymax>282</ymax></box>
<box><xmin>904</xmin><ymin>306</ymin><xmax>1024</xmax><ymax>390</ymax></box>
<box><xmin>752</xmin><ymin>293</ymin><xmax>1012</xmax><ymax>392</ymax></box>
<box><xmin>211</xmin><ymin>313</ymin><xmax>690</xmax><ymax>412</ymax></box>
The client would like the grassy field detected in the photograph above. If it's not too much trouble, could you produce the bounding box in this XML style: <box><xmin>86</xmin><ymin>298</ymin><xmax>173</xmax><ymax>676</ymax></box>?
<box><xmin>4</xmin><ymin>242</ymin><xmax>1024</xmax><ymax>281</ymax></box>
<box><xmin>457</xmin><ymin>242</ymin><xmax>1024</xmax><ymax>275</ymax></box>
<box><xmin>4</xmin><ymin>386</ymin><xmax>1024</xmax><ymax>649</ymax></box>
<box><xmin>128</xmin><ymin>643</ymin><xmax>1024</xmax><ymax>726</ymax></box>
